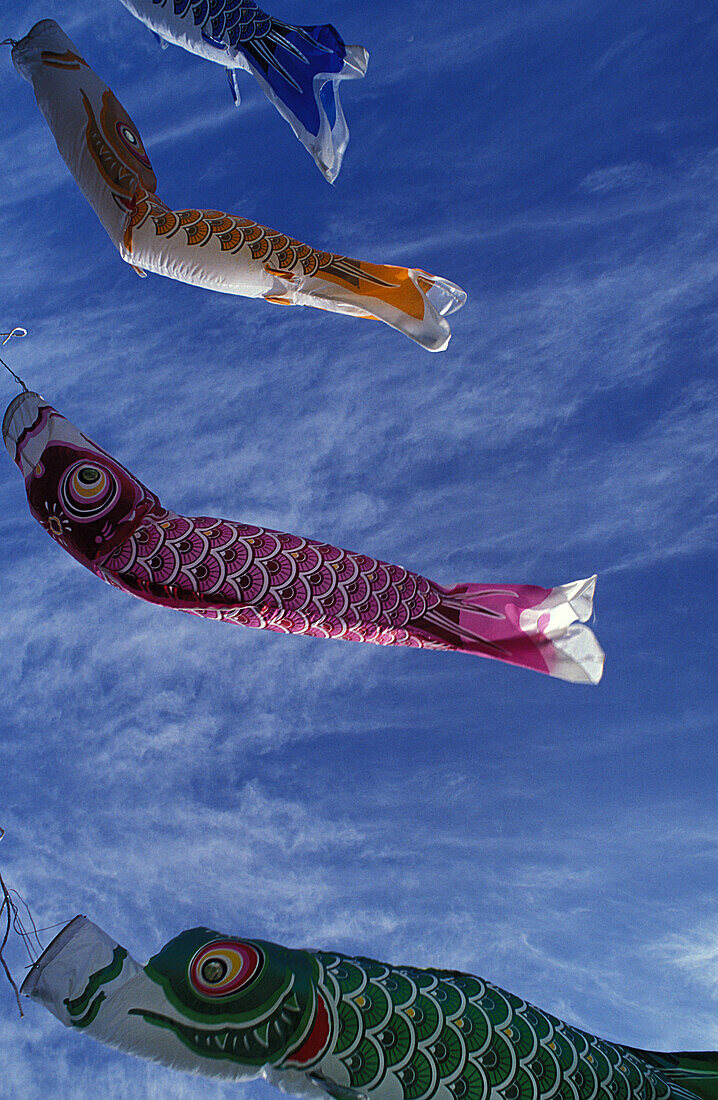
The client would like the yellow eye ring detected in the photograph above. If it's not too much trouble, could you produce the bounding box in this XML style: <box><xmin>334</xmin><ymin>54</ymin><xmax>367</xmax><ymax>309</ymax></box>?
<box><xmin>188</xmin><ymin>940</ymin><xmax>262</xmax><ymax>999</ymax></box>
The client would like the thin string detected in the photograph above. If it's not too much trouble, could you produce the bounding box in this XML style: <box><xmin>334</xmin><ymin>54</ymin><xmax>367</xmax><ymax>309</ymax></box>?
<box><xmin>0</xmin><ymin>829</ymin><xmax>24</xmax><ymax>1017</ymax></box>
<box><xmin>0</xmin><ymin>327</ymin><xmax>28</xmax><ymax>392</ymax></box>
<box><xmin>23</xmin><ymin>920</ymin><xmax>71</xmax><ymax>936</ymax></box>
<box><xmin>0</xmin><ymin>829</ymin><xmax>74</xmax><ymax>1014</ymax></box>
<box><xmin>1</xmin><ymin>329</ymin><xmax>27</xmax><ymax>344</ymax></box>
<box><xmin>9</xmin><ymin>890</ymin><xmax>43</xmax><ymax>963</ymax></box>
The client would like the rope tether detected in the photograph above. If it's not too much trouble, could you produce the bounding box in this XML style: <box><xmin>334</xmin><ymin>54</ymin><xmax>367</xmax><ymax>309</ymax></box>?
<box><xmin>0</xmin><ymin>327</ymin><xmax>28</xmax><ymax>392</ymax></box>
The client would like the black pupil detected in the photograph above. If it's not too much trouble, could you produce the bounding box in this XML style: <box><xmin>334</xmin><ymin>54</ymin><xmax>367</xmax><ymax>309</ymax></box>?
<box><xmin>79</xmin><ymin>467</ymin><xmax>100</xmax><ymax>485</ymax></box>
<box><xmin>202</xmin><ymin>958</ymin><xmax>227</xmax><ymax>984</ymax></box>
<box><xmin>123</xmin><ymin>128</ymin><xmax>137</xmax><ymax>144</ymax></box>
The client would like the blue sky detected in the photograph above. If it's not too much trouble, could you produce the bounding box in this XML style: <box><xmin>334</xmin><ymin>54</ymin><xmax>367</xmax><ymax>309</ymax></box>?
<box><xmin>0</xmin><ymin>0</ymin><xmax>717</xmax><ymax>1095</ymax></box>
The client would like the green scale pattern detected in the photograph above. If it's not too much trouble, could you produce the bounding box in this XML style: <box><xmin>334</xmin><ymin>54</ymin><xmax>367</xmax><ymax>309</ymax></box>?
<box><xmin>309</xmin><ymin>952</ymin><xmax>674</xmax><ymax>1100</ymax></box>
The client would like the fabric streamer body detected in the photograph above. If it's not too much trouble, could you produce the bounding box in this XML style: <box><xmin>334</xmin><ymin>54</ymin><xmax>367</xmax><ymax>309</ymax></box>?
<box><xmin>12</xmin><ymin>21</ymin><xmax>465</xmax><ymax>352</ymax></box>
<box><xmin>115</xmin><ymin>0</ymin><xmax>369</xmax><ymax>182</ymax></box>
<box><xmin>23</xmin><ymin>916</ymin><xmax>718</xmax><ymax>1098</ymax></box>
<box><xmin>4</xmin><ymin>392</ymin><xmax>604</xmax><ymax>683</ymax></box>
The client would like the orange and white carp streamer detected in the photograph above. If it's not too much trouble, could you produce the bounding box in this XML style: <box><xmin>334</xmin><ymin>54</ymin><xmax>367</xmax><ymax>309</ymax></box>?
<box><xmin>12</xmin><ymin>21</ymin><xmax>466</xmax><ymax>351</ymax></box>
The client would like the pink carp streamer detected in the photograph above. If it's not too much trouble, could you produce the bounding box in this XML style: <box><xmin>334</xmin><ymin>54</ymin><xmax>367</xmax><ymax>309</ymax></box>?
<box><xmin>4</xmin><ymin>393</ymin><xmax>604</xmax><ymax>682</ymax></box>
<box><xmin>12</xmin><ymin>21</ymin><xmax>465</xmax><ymax>352</ymax></box>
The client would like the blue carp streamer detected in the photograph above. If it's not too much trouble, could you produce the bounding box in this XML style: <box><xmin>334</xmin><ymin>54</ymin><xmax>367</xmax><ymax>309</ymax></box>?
<box><xmin>118</xmin><ymin>0</ymin><xmax>369</xmax><ymax>180</ymax></box>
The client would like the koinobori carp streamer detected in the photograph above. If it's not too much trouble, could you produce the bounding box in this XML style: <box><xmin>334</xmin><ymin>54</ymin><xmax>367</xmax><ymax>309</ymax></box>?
<box><xmin>115</xmin><ymin>0</ymin><xmax>368</xmax><ymax>182</ymax></box>
<box><xmin>3</xmin><ymin>391</ymin><xmax>604</xmax><ymax>683</ymax></box>
<box><xmin>23</xmin><ymin>915</ymin><xmax>717</xmax><ymax>1096</ymax></box>
<box><xmin>12</xmin><ymin>21</ymin><xmax>465</xmax><ymax>352</ymax></box>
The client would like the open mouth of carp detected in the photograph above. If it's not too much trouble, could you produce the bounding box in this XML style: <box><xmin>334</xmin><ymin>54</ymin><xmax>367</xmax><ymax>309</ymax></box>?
<box><xmin>82</xmin><ymin>90</ymin><xmax>139</xmax><ymax>198</ymax></box>
<box><xmin>128</xmin><ymin>992</ymin><xmax>306</xmax><ymax>1063</ymax></box>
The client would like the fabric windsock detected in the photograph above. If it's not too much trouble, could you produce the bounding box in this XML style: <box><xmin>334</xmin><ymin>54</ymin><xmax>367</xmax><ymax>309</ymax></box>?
<box><xmin>12</xmin><ymin>21</ymin><xmax>465</xmax><ymax>352</ymax></box>
<box><xmin>3</xmin><ymin>391</ymin><xmax>604</xmax><ymax>683</ymax></box>
<box><xmin>116</xmin><ymin>0</ymin><xmax>369</xmax><ymax>183</ymax></box>
<box><xmin>23</xmin><ymin>915</ymin><xmax>718</xmax><ymax>1098</ymax></box>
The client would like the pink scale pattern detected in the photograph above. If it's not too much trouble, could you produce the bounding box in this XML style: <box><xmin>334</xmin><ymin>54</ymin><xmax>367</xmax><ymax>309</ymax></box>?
<box><xmin>101</xmin><ymin>506</ymin><xmax>447</xmax><ymax>650</ymax></box>
<box><xmin>98</xmin><ymin>505</ymin><xmax>560</xmax><ymax>675</ymax></box>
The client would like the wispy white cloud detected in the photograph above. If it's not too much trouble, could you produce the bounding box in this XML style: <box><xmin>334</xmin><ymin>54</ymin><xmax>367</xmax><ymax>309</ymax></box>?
<box><xmin>578</xmin><ymin>162</ymin><xmax>658</xmax><ymax>194</ymax></box>
<box><xmin>649</xmin><ymin>919</ymin><xmax>718</xmax><ymax>1044</ymax></box>
<box><xmin>0</xmin><ymin>0</ymin><xmax>717</xmax><ymax>1094</ymax></box>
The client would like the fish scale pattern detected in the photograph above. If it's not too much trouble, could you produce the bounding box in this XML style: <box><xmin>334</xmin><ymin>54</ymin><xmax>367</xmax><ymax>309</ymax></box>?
<box><xmin>101</xmin><ymin>505</ymin><xmax>447</xmax><ymax>649</ymax></box>
<box><xmin>126</xmin><ymin>189</ymin><xmax>391</xmax><ymax>286</ymax></box>
<box><xmin>161</xmin><ymin>0</ymin><xmax>273</xmax><ymax>45</ymax></box>
<box><xmin>311</xmin><ymin>953</ymin><xmax>674</xmax><ymax>1100</ymax></box>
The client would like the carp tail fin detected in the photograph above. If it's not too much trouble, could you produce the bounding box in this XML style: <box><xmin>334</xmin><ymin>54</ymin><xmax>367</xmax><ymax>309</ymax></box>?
<box><xmin>301</xmin><ymin>259</ymin><xmax>466</xmax><ymax>351</ymax></box>
<box><xmin>239</xmin><ymin>20</ymin><xmax>368</xmax><ymax>181</ymax></box>
<box><xmin>629</xmin><ymin>1050</ymin><xmax>718</xmax><ymax>1100</ymax></box>
<box><xmin>413</xmin><ymin>575</ymin><xmax>604</xmax><ymax>682</ymax></box>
